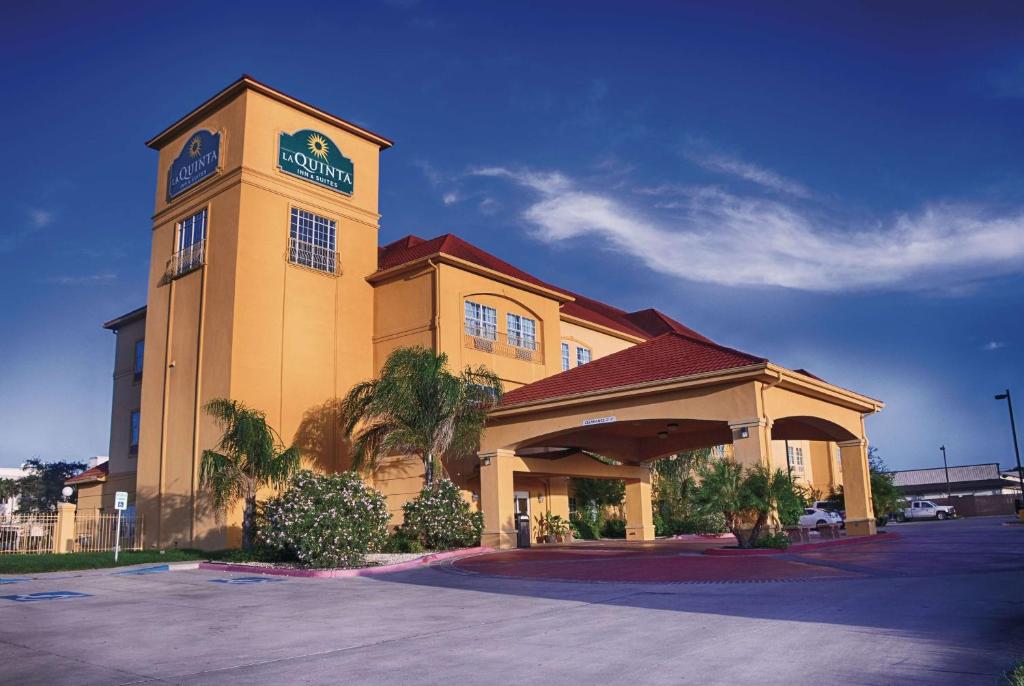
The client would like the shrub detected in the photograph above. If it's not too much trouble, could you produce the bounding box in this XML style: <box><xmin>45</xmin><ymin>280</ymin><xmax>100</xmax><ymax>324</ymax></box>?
<box><xmin>259</xmin><ymin>470</ymin><xmax>390</xmax><ymax>568</ymax></box>
<box><xmin>570</xmin><ymin>508</ymin><xmax>602</xmax><ymax>540</ymax></box>
<box><xmin>601</xmin><ymin>517</ymin><xmax>626</xmax><ymax>539</ymax></box>
<box><xmin>401</xmin><ymin>479</ymin><xmax>483</xmax><ymax>550</ymax></box>
<box><xmin>1004</xmin><ymin>659</ymin><xmax>1024</xmax><ymax>686</ymax></box>
<box><xmin>753</xmin><ymin>531</ymin><xmax>790</xmax><ymax>550</ymax></box>
<box><xmin>382</xmin><ymin>529</ymin><xmax>425</xmax><ymax>554</ymax></box>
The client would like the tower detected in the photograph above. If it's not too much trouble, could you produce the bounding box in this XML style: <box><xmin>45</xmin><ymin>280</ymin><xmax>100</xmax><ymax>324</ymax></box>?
<box><xmin>136</xmin><ymin>77</ymin><xmax>392</xmax><ymax>548</ymax></box>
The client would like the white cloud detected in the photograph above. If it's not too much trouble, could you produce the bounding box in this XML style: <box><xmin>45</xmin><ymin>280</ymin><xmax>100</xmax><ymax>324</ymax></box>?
<box><xmin>982</xmin><ymin>341</ymin><xmax>1006</xmax><ymax>351</ymax></box>
<box><xmin>473</xmin><ymin>166</ymin><xmax>1024</xmax><ymax>292</ymax></box>
<box><xmin>442</xmin><ymin>192</ymin><xmax>458</xmax><ymax>205</ymax></box>
<box><xmin>686</xmin><ymin>152</ymin><xmax>811</xmax><ymax>198</ymax></box>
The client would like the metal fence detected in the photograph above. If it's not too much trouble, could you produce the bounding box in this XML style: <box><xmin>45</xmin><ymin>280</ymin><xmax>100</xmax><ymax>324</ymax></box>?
<box><xmin>73</xmin><ymin>514</ymin><xmax>144</xmax><ymax>553</ymax></box>
<box><xmin>0</xmin><ymin>514</ymin><xmax>58</xmax><ymax>554</ymax></box>
<box><xmin>0</xmin><ymin>513</ymin><xmax>143</xmax><ymax>554</ymax></box>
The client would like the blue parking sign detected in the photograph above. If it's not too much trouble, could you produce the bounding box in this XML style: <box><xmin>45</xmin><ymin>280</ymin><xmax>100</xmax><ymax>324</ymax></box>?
<box><xmin>1</xmin><ymin>591</ymin><xmax>91</xmax><ymax>602</ymax></box>
<box><xmin>209</xmin><ymin>576</ymin><xmax>283</xmax><ymax>585</ymax></box>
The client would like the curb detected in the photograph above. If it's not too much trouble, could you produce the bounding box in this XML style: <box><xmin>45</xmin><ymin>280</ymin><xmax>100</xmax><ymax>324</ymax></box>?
<box><xmin>703</xmin><ymin>531</ymin><xmax>898</xmax><ymax>556</ymax></box>
<box><xmin>198</xmin><ymin>547</ymin><xmax>494</xmax><ymax>578</ymax></box>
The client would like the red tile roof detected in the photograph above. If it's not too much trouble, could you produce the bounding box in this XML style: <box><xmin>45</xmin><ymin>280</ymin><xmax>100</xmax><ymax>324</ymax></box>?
<box><xmin>500</xmin><ymin>332</ymin><xmax>766</xmax><ymax>406</ymax></box>
<box><xmin>66</xmin><ymin>462</ymin><xmax>109</xmax><ymax>485</ymax></box>
<box><xmin>376</xmin><ymin>234</ymin><xmax>713</xmax><ymax>342</ymax></box>
<box><xmin>623</xmin><ymin>308</ymin><xmax>713</xmax><ymax>343</ymax></box>
<box><xmin>378</xmin><ymin>234</ymin><xmax>560</xmax><ymax>293</ymax></box>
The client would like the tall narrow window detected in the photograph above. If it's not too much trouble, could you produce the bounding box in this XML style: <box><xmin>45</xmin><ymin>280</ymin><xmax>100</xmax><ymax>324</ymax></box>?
<box><xmin>561</xmin><ymin>342</ymin><xmax>570</xmax><ymax>371</ymax></box>
<box><xmin>133</xmin><ymin>340</ymin><xmax>144</xmax><ymax>382</ymax></box>
<box><xmin>464</xmin><ymin>301</ymin><xmax>497</xmax><ymax>340</ymax></box>
<box><xmin>129</xmin><ymin>411</ymin><xmax>140</xmax><ymax>454</ymax></box>
<box><xmin>289</xmin><ymin>207</ymin><xmax>337</xmax><ymax>274</ymax></box>
<box><xmin>787</xmin><ymin>445</ymin><xmax>804</xmax><ymax>470</ymax></box>
<box><xmin>172</xmin><ymin>208</ymin><xmax>207</xmax><ymax>276</ymax></box>
<box><xmin>576</xmin><ymin>346</ymin><xmax>592</xmax><ymax>366</ymax></box>
<box><xmin>506</xmin><ymin>313</ymin><xmax>537</xmax><ymax>350</ymax></box>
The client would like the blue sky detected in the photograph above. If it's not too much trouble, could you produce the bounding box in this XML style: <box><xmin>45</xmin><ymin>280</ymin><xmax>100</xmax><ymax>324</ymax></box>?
<box><xmin>1</xmin><ymin>1</ymin><xmax>1022</xmax><ymax>471</ymax></box>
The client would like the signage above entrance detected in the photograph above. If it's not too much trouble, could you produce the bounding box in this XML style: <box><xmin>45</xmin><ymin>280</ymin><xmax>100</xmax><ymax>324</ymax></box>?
<box><xmin>167</xmin><ymin>129</ymin><xmax>221</xmax><ymax>200</ymax></box>
<box><xmin>582</xmin><ymin>416</ymin><xmax>616</xmax><ymax>426</ymax></box>
<box><xmin>278</xmin><ymin>129</ymin><xmax>353</xmax><ymax>195</ymax></box>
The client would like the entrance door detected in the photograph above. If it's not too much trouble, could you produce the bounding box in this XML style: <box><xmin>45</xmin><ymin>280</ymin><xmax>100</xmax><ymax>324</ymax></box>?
<box><xmin>514</xmin><ymin>491</ymin><xmax>530</xmax><ymax>519</ymax></box>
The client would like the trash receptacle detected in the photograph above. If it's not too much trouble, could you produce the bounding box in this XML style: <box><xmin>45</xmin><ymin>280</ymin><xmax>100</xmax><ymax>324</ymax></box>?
<box><xmin>516</xmin><ymin>513</ymin><xmax>531</xmax><ymax>548</ymax></box>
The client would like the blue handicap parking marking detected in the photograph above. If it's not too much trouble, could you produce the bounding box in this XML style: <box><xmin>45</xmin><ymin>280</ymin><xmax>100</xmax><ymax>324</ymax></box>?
<box><xmin>114</xmin><ymin>565</ymin><xmax>170</xmax><ymax>576</ymax></box>
<box><xmin>0</xmin><ymin>578</ymin><xmax>31</xmax><ymax>585</ymax></box>
<box><xmin>1</xmin><ymin>591</ymin><xmax>92</xmax><ymax>602</ymax></box>
<box><xmin>209</xmin><ymin>576</ymin><xmax>283</xmax><ymax>585</ymax></box>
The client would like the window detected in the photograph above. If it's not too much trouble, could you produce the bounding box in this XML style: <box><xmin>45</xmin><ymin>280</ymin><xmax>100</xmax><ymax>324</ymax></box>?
<box><xmin>506</xmin><ymin>313</ymin><xmax>537</xmax><ymax>350</ymax></box>
<box><xmin>289</xmin><ymin>207</ymin><xmax>336</xmax><ymax>274</ymax></box>
<box><xmin>172</xmin><ymin>208</ymin><xmax>207</xmax><ymax>276</ymax></box>
<box><xmin>133</xmin><ymin>340</ymin><xmax>144</xmax><ymax>381</ymax></box>
<box><xmin>129</xmin><ymin>411</ymin><xmax>140</xmax><ymax>454</ymax></box>
<box><xmin>787</xmin><ymin>445</ymin><xmax>804</xmax><ymax>470</ymax></box>
<box><xmin>561</xmin><ymin>343</ymin><xmax>570</xmax><ymax>371</ymax></box>
<box><xmin>464</xmin><ymin>301</ymin><xmax>497</xmax><ymax>340</ymax></box>
<box><xmin>576</xmin><ymin>346</ymin><xmax>592</xmax><ymax>366</ymax></box>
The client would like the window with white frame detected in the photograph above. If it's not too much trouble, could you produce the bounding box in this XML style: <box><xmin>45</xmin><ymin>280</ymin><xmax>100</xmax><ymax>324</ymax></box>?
<box><xmin>506</xmin><ymin>313</ymin><xmax>537</xmax><ymax>350</ymax></box>
<box><xmin>787</xmin><ymin>445</ymin><xmax>804</xmax><ymax>470</ymax></box>
<box><xmin>576</xmin><ymin>346</ymin><xmax>592</xmax><ymax>366</ymax></box>
<box><xmin>289</xmin><ymin>207</ymin><xmax>336</xmax><ymax>274</ymax></box>
<box><xmin>177</xmin><ymin>209</ymin><xmax>207</xmax><ymax>251</ymax></box>
<box><xmin>561</xmin><ymin>342</ymin><xmax>570</xmax><ymax>371</ymax></box>
<box><xmin>172</xmin><ymin>208</ymin><xmax>207</xmax><ymax>276</ymax></box>
<box><xmin>464</xmin><ymin>301</ymin><xmax>497</xmax><ymax>340</ymax></box>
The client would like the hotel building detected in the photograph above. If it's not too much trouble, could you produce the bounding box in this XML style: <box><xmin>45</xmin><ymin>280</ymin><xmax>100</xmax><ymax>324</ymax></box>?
<box><xmin>79</xmin><ymin>76</ymin><xmax>881</xmax><ymax>549</ymax></box>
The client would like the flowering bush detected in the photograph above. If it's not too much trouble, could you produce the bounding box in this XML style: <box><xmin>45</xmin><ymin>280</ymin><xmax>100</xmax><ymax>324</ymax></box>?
<box><xmin>401</xmin><ymin>479</ymin><xmax>483</xmax><ymax>550</ymax></box>
<box><xmin>259</xmin><ymin>470</ymin><xmax>390</xmax><ymax>568</ymax></box>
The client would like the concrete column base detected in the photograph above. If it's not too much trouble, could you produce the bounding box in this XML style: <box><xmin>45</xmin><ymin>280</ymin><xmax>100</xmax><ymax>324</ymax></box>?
<box><xmin>626</xmin><ymin>525</ymin><xmax>655</xmax><ymax>541</ymax></box>
<box><xmin>845</xmin><ymin>518</ymin><xmax>877</xmax><ymax>537</ymax></box>
<box><xmin>481</xmin><ymin>530</ymin><xmax>516</xmax><ymax>550</ymax></box>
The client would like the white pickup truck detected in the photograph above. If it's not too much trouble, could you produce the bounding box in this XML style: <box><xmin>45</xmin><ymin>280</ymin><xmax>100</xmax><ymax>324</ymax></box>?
<box><xmin>895</xmin><ymin>500</ymin><xmax>956</xmax><ymax>522</ymax></box>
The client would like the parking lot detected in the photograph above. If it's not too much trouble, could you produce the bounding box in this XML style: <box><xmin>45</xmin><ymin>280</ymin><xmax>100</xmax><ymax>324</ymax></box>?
<box><xmin>2</xmin><ymin>517</ymin><xmax>1023</xmax><ymax>685</ymax></box>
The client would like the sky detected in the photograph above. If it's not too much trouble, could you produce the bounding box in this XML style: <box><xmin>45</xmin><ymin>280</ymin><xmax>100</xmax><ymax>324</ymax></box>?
<box><xmin>1</xmin><ymin>1</ymin><xmax>1022</xmax><ymax>472</ymax></box>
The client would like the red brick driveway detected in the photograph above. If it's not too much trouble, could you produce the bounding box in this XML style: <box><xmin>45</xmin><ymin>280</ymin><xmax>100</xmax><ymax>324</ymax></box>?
<box><xmin>449</xmin><ymin>520</ymin><xmax>1018</xmax><ymax>584</ymax></box>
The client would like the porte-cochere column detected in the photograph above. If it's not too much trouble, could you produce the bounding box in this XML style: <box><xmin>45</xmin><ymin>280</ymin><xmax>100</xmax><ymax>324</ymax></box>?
<box><xmin>624</xmin><ymin>469</ymin><xmax>655</xmax><ymax>542</ymax></box>
<box><xmin>478</xmin><ymin>449</ymin><xmax>516</xmax><ymax>549</ymax></box>
<box><xmin>838</xmin><ymin>438</ymin><xmax>877</xmax><ymax>536</ymax></box>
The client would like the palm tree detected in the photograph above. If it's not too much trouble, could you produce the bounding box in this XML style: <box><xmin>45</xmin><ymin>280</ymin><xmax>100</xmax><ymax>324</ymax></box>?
<box><xmin>340</xmin><ymin>347</ymin><xmax>503</xmax><ymax>485</ymax></box>
<box><xmin>200</xmin><ymin>399</ymin><xmax>301</xmax><ymax>550</ymax></box>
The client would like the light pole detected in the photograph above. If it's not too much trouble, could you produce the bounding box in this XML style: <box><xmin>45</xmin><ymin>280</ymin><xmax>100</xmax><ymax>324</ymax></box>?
<box><xmin>939</xmin><ymin>445</ymin><xmax>951</xmax><ymax>499</ymax></box>
<box><xmin>995</xmin><ymin>390</ymin><xmax>1023</xmax><ymax>498</ymax></box>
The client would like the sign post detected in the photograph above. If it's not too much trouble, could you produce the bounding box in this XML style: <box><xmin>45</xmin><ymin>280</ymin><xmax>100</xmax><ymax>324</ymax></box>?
<box><xmin>113</xmin><ymin>491</ymin><xmax>128</xmax><ymax>563</ymax></box>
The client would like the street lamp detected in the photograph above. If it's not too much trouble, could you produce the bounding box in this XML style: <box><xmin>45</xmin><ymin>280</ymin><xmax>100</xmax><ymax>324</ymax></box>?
<box><xmin>995</xmin><ymin>390</ymin><xmax>1023</xmax><ymax>497</ymax></box>
<box><xmin>939</xmin><ymin>445</ymin><xmax>951</xmax><ymax>499</ymax></box>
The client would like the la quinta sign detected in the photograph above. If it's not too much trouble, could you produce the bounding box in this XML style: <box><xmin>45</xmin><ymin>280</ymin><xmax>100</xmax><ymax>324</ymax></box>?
<box><xmin>278</xmin><ymin>129</ymin><xmax>353</xmax><ymax>195</ymax></box>
<box><xmin>167</xmin><ymin>130</ymin><xmax>221</xmax><ymax>200</ymax></box>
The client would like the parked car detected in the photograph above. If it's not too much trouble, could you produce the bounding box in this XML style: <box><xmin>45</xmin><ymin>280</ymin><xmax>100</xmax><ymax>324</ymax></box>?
<box><xmin>799</xmin><ymin>508</ymin><xmax>843</xmax><ymax>528</ymax></box>
<box><xmin>813</xmin><ymin>500</ymin><xmax>846</xmax><ymax>527</ymax></box>
<box><xmin>895</xmin><ymin>500</ymin><xmax>955</xmax><ymax>522</ymax></box>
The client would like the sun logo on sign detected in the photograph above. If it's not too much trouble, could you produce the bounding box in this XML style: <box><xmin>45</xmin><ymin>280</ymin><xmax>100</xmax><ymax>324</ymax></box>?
<box><xmin>307</xmin><ymin>133</ymin><xmax>330</xmax><ymax>160</ymax></box>
<box><xmin>188</xmin><ymin>135</ymin><xmax>203</xmax><ymax>158</ymax></box>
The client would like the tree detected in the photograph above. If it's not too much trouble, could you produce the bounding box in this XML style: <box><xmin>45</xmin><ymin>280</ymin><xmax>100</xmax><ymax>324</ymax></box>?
<box><xmin>652</xmin><ymin>447</ymin><xmax>714</xmax><ymax>532</ymax></box>
<box><xmin>0</xmin><ymin>478</ymin><xmax>20</xmax><ymax>504</ymax></box>
<box><xmin>340</xmin><ymin>347</ymin><xmax>503</xmax><ymax>485</ymax></box>
<box><xmin>867</xmin><ymin>447</ymin><xmax>902</xmax><ymax>522</ymax></box>
<box><xmin>691</xmin><ymin>458</ymin><xmax>751</xmax><ymax>545</ymax></box>
<box><xmin>571</xmin><ymin>477</ymin><xmax>625</xmax><ymax>508</ymax></box>
<box><xmin>691</xmin><ymin>459</ymin><xmax>802</xmax><ymax>548</ymax></box>
<box><xmin>200</xmin><ymin>399</ymin><xmax>301</xmax><ymax>550</ymax></box>
<box><xmin>17</xmin><ymin>459</ymin><xmax>87</xmax><ymax>512</ymax></box>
